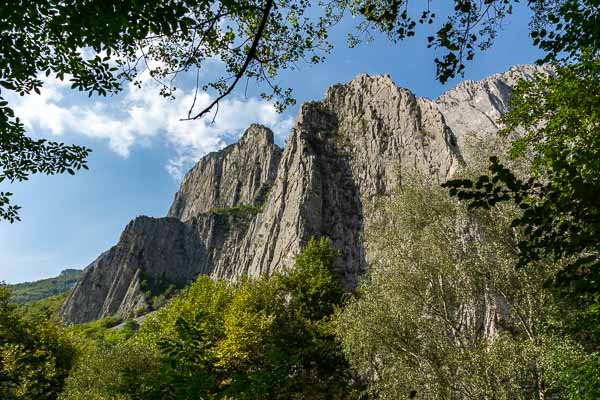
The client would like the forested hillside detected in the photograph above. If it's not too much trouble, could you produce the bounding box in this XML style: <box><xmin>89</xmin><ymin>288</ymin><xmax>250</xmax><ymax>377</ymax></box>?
<box><xmin>8</xmin><ymin>270</ymin><xmax>82</xmax><ymax>304</ymax></box>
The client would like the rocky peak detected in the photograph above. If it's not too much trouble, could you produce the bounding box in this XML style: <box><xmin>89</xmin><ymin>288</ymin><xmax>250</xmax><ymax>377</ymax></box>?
<box><xmin>58</xmin><ymin>66</ymin><xmax>544</xmax><ymax>324</ymax></box>
<box><xmin>58</xmin><ymin>216</ymin><xmax>205</xmax><ymax>323</ymax></box>
<box><xmin>168</xmin><ymin>124</ymin><xmax>282</xmax><ymax>222</ymax></box>
<box><xmin>323</xmin><ymin>72</ymin><xmax>462</xmax><ymax>193</ymax></box>
<box><xmin>435</xmin><ymin>64</ymin><xmax>554</xmax><ymax>155</ymax></box>
<box><xmin>239</xmin><ymin>123</ymin><xmax>275</xmax><ymax>146</ymax></box>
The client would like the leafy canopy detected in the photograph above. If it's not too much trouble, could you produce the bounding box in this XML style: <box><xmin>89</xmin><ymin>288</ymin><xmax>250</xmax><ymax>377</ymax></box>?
<box><xmin>443</xmin><ymin>54</ymin><xmax>600</xmax><ymax>334</ymax></box>
<box><xmin>61</xmin><ymin>237</ymin><xmax>361</xmax><ymax>399</ymax></box>
<box><xmin>337</xmin><ymin>176</ymin><xmax>583</xmax><ymax>399</ymax></box>
<box><xmin>0</xmin><ymin>285</ymin><xmax>77</xmax><ymax>400</ymax></box>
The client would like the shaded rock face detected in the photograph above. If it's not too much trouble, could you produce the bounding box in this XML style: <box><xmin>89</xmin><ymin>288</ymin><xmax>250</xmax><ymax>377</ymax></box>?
<box><xmin>58</xmin><ymin>217</ymin><xmax>204</xmax><ymax>323</ymax></box>
<box><xmin>59</xmin><ymin>66</ymin><xmax>545</xmax><ymax>324</ymax></box>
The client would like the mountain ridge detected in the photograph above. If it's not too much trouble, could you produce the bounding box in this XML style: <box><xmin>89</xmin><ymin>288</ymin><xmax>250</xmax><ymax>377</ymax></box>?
<box><xmin>8</xmin><ymin>269</ymin><xmax>83</xmax><ymax>304</ymax></box>
<box><xmin>58</xmin><ymin>65</ymin><xmax>549</xmax><ymax>324</ymax></box>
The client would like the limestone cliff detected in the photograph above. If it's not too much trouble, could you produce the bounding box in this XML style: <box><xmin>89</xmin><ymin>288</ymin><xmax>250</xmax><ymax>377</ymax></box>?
<box><xmin>168</xmin><ymin>124</ymin><xmax>282</xmax><ymax>222</ymax></box>
<box><xmin>435</xmin><ymin>64</ymin><xmax>554</xmax><ymax>156</ymax></box>
<box><xmin>58</xmin><ymin>65</ymin><xmax>548</xmax><ymax>324</ymax></box>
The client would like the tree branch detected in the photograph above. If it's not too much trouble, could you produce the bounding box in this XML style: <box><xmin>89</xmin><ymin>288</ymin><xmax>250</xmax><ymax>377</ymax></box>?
<box><xmin>184</xmin><ymin>0</ymin><xmax>275</xmax><ymax>121</ymax></box>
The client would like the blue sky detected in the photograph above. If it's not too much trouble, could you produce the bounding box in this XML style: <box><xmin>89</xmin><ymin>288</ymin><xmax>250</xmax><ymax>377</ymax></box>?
<box><xmin>1</xmin><ymin>4</ymin><xmax>543</xmax><ymax>284</ymax></box>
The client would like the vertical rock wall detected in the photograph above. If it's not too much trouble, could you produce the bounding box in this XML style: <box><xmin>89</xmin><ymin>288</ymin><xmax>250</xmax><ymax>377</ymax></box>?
<box><xmin>58</xmin><ymin>65</ymin><xmax>549</xmax><ymax>324</ymax></box>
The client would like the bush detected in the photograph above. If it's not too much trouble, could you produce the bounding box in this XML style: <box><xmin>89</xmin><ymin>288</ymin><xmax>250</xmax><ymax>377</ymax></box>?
<box><xmin>0</xmin><ymin>285</ymin><xmax>76</xmax><ymax>400</ymax></box>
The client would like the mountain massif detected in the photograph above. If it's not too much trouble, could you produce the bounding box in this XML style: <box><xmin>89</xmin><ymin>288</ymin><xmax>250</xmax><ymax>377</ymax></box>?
<box><xmin>58</xmin><ymin>65</ymin><xmax>551</xmax><ymax>324</ymax></box>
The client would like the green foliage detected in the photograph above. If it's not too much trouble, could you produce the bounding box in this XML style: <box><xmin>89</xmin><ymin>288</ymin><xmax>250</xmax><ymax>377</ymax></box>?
<box><xmin>531</xmin><ymin>0</ymin><xmax>600</xmax><ymax>65</ymax></box>
<box><xmin>63</xmin><ymin>238</ymin><xmax>360</xmax><ymax>399</ymax></box>
<box><xmin>16</xmin><ymin>293</ymin><xmax>69</xmax><ymax>320</ymax></box>
<box><xmin>337</xmin><ymin>176</ymin><xmax>581</xmax><ymax>399</ymax></box>
<box><xmin>558</xmin><ymin>352</ymin><xmax>600</xmax><ymax>399</ymax></box>
<box><xmin>137</xmin><ymin>276</ymin><xmax>234</xmax><ymax>348</ymax></box>
<box><xmin>444</xmin><ymin>54</ymin><xmax>600</xmax><ymax>350</ymax></box>
<box><xmin>440</xmin><ymin>4</ymin><xmax>599</xmax><ymax>394</ymax></box>
<box><xmin>212</xmin><ymin>204</ymin><xmax>263</xmax><ymax>216</ymax></box>
<box><xmin>213</xmin><ymin>237</ymin><xmax>354</xmax><ymax>399</ymax></box>
<box><xmin>280</xmin><ymin>237</ymin><xmax>343</xmax><ymax>320</ymax></box>
<box><xmin>8</xmin><ymin>270</ymin><xmax>82</xmax><ymax>304</ymax></box>
<box><xmin>67</xmin><ymin>317</ymin><xmax>139</xmax><ymax>346</ymax></box>
<box><xmin>59</xmin><ymin>341</ymin><xmax>161</xmax><ymax>400</ymax></box>
<box><xmin>0</xmin><ymin>285</ymin><xmax>77</xmax><ymax>400</ymax></box>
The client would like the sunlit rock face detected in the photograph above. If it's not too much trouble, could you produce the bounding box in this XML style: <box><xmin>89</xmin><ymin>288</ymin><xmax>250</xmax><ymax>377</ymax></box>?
<box><xmin>168</xmin><ymin>124</ymin><xmax>283</xmax><ymax>223</ymax></box>
<box><xmin>58</xmin><ymin>65</ymin><xmax>547</xmax><ymax>324</ymax></box>
<box><xmin>435</xmin><ymin>64</ymin><xmax>554</xmax><ymax>159</ymax></box>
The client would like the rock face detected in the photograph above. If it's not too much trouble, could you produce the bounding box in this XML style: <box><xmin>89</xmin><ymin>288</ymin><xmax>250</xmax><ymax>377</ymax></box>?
<box><xmin>435</xmin><ymin>64</ymin><xmax>554</xmax><ymax>157</ymax></box>
<box><xmin>58</xmin><ymin>65</ymin><xmax>548</xmax><ymax>324</ymax></box>
<box><xmin>168</xmin><ymin>124</ymin><xmax>282</xmax><ymax>222</ymax></box>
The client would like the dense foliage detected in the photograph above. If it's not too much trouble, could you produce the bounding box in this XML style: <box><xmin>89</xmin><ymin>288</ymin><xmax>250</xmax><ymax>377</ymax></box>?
<box><xmin>59</xmin><ymin>237</ymin><xmax>361</xmax><ymax>399</ymax></box>
<box><xmin>3</xmin><ymin>175</ymin><xmax>599</xmax><ymax>398</ymax></box>
<box><xmin>441</xmin><ymin>3</ymin><xmax>600</xmax><ymax>394</ymax></box>
<box><xmin>444</xmin><ymin>54</ymin><xmax>600</xmax><ymax>350</ymax></box>
<box><xmin>0</xmin><ymin>285</ymin><xmax>77</xmax><ymax>400</ymax></box>
<box><xmin>16</xmin><ymin>293</ymin><xmax>70</xmax><ymax>321</ymax></box>
<box><xmin>337</xmin><ymin>176</ymin><xmax>584</xmax><ymax>399</ymax></box>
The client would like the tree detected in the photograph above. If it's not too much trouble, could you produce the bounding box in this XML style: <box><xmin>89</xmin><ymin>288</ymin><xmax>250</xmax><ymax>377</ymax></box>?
<box><xmin>0</xmin><ymin>285</ymin><xmax>77</xmax><ymax>400</ymax></box>
<box><xmin>336</xmin><ymin>176</ymin><xmax>582</xmax><ymax>399</ymax></box>
<box><xmin>58</xmin><ymin>340</ymin><xmax>161</xmax><ymax>400</ymax></box>
<box><xmin>215</xmin><ymin>237</ymin><xmax>355</xmax><ymax>399</ymax></box>
<box><xmin>443</xmin><ymin>53</ymin><xmax>600</xmax><ymax>347</ymax></box>
<box><xmin>62</xmin><ymin>239</ymin><xmax>360</xmax><ymax>399</ymax></box>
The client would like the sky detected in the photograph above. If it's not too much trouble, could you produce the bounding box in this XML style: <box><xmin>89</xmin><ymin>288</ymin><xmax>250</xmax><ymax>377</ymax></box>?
<box><xmin>1</xmin><ymin>4</ymin><xmax>544</xmax><ymax>284</ymax></box>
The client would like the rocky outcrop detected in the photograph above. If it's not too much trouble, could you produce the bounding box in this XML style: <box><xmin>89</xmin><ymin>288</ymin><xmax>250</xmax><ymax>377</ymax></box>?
<box><xmin>58</xmin><ymin>65</ymin><xmax>543</xmax><ymax>324</ymax></box>
<box><xmin>168</xmin><ymin>124</ymin><xmax>282</xmax><ymax>222</ymax></box>
<box><xmin>435</xmin><ymin>64</ymin><xmax>553</xmax><ymax>157</ymax></box>
<box><xmin>58</xmin><ymin>217</ymin><xmax>204</xmax><ymax>323</ymax></box>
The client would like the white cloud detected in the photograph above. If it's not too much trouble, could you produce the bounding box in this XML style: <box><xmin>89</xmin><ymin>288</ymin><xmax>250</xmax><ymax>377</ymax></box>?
<box><xmin>9</xmin><ymin>75</ymin><xmax>294</xmax><ymax>180</ymax></box>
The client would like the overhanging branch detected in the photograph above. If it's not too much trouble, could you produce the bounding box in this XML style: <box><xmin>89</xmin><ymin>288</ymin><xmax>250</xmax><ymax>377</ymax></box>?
<box><xmin>183</xmin><ymin>0</ymin><xmax>275</xmax><ymax>121</ymax></box>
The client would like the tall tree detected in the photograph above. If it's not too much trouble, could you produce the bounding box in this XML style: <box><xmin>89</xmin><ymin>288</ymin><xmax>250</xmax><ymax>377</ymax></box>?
<box><xmin>444</xmin><ymin>54</ymin><xmax>600</xmax><ymax>347</ymax></box>
<box><xmin>337</xmin><ymin>176</ymin><xmax>582</xmax><ymax>399</ymax></box>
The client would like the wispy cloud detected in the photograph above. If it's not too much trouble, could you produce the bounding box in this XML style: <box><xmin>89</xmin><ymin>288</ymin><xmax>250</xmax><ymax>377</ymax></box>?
<box><xmin>9</xmin><ymin>74</ymin><xmax>294</xmax><ymax>180</ymax></box>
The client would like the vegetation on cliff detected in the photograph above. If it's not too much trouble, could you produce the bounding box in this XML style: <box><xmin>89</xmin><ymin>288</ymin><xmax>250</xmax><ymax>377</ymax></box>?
<box><xmin>57</xmin><ymin>238</ymin><xmax>362</xmax><ymax>400</ymax></box>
